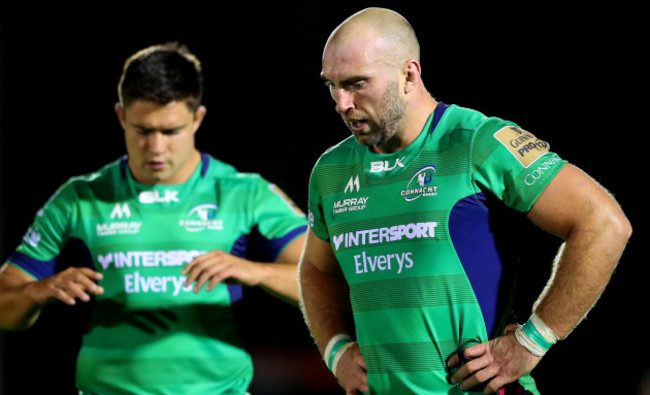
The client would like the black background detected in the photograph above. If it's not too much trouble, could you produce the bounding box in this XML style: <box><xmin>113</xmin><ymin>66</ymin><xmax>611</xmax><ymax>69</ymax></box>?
<box><xmin>0</xmin><ymin>1</ymin><xmax>645</xmax><ymax>394</ymax></box>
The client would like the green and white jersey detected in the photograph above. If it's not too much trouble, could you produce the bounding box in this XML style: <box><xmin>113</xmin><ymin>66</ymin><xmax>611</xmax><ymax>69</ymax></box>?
<box><xmin>10</xmin><ymin>153</ymin><xmax>307</xmax><ymax>395</ymax></box>
<box><xmin>308</xmin><ymin>103</ymin><xmax>566</xmax><ymax>394</ymax></box>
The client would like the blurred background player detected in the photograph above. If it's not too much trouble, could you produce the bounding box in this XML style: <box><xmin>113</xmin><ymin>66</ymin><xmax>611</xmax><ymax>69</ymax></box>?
<box><xmin>0</xmin><ymin>42</ymin><xmax>307</xmax><ymax>394</ymax></box>
<box><xmin>298</xmin><ymin>7</ymin><xmax>632</xmax><ymax>394</ymax></box>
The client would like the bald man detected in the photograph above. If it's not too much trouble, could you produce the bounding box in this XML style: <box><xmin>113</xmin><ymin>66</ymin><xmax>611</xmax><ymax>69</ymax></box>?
<box><xmin>298</xmin><ymin>7</ymin><xmax>631</xmax><ymax>395</ymax></box>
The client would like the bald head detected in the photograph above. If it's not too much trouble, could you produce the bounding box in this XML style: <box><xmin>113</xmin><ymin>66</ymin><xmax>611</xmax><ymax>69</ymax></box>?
<box><xmin>321</xmin><ymin>8</ymin><xmax>435</xmax><ymax>153</ymax></box>
<box><xmin>325</xmin><ymin>7</ymin><xmax>420</xmax><ymax>67</ymax></box>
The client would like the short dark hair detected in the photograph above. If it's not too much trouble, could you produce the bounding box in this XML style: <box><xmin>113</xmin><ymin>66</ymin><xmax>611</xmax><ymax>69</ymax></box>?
<box><xmin>118</xmin><ymin>42</ymin><xmax>203</xmax><ymax>111</ymax></box>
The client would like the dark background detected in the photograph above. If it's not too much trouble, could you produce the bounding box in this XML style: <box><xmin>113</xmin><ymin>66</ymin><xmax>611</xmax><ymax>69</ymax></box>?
<box><xmin>0</xmin><ymin>1</ymin><xmax>645</xmax><ymax>394</ymax></box>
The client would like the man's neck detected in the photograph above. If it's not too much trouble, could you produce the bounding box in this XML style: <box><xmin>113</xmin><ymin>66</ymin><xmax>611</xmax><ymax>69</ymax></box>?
<box><xmin>373</xmin><ymin>98</ymin><xmax>438</xmax><ymax>154</ymax></box>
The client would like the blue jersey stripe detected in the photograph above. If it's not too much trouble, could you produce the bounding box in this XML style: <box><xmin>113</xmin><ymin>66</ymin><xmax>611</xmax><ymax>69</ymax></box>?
<box><xmin>227</xmin><ymin>226</ymin><xmax>306</xmax><ymax>303</ymax></box>
<box><xmin>231</xmin><ymin>225</ymin><xmax>306</xmax><ymax>263</ymax></box>
<box><xmin>200</xmin><ymin>152</ymin><xmax>210</xmax><ymax>177</ymax></box>
<box><xmin>230</xmin><ymin>234</ymin><xmax>249</xmax><ymax>258</ymax></box>
<box><xmin>119</xmin><ymin>155</ymin><xmax>128</xmax><ymax>179</ymax></box>
<box><xmin>8</xmin><ymin>252</ymin><xmax>57</xmax><ymax>279</ymax></box>
<box><xmin>430</xmin><ymin>102</ymin><xmax>450</xmax><ymax>134</ymax></box>
<box><xmin>118</xmin><ymin>153</ymin><xmax>211</xmax><ymax>179</ymax></box>
<box><xmin>228</xmin><ymin>235</ymin><xmax>249</xmax><ymax>303</ymax></box>
<box><xmin>260</xmin><ymin>225</ymin><xmax>307</xmax><ymax>262</ymax></box>
<box><xmin>8</xmin><ymin>238</ymin><xmax>95</xmax><ymax>280</ymax></box>
<box><xmin>448</xmin><ymin>193</ymin><xmax>503</xmax><ymax>337</ymax></box>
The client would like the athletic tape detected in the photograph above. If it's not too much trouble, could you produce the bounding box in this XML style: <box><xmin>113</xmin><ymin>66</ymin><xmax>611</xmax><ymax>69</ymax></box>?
<box><xmin>530</xmin><ymin>313</ymin><xmax>559</xmax><ymax>343</ymax></box>
<box><xmin>522</xmin><ymin>320</ymin><xmax>553</xmax><ymax>350</ymax></box>
<box><xmin>324</xmin><ymin>334</ymin><xmax>353</xmax><ymax>371</ymax></box>
<box><xmin>515</xmin><ymin>314</ymin><xmax>559</xmax><ymax>357</ymax></box>
<box><xmin>331</xmin><ymin>341</ymin><xmax>355</xmax><ymax>376</ymax></box>
<box><xmin>515</xmin><ymin>325</ymin><xmax>547</xmax><ymax>357</ymax></box>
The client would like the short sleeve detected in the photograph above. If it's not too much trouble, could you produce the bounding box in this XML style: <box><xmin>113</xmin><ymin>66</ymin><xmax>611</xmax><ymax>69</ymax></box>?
<box><xmin>307</xmin><ymin>160</ymin><xmax>329</xmax><ymax>241</ymax></box>
<box><xmin>249</xmin><ymin>176</ymin><xmax>307</xmax><ymax>261</ymax></box>
<box><xmin>471</xmin><ymin>119</ymin><xmax>567</xmax><ymax>212</ymax></box>
<box><xmin>8</xmin><ymin>181</ymin><xmax>76</xmax><ymax>279</ymax></box>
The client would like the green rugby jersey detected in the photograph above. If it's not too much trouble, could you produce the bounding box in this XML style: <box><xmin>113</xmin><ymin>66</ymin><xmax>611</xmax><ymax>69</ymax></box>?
<box><xmin>308</xmin><ymin>103</ymin><xmax>566</xmax><ymax>394</ymax></box>
<box><xmin>9</xmin><ymin>153</ymin><xmax>307</xmax><ymax>394</ymax></box>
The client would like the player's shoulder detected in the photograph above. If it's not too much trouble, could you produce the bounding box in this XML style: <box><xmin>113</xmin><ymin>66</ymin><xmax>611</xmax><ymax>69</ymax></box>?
<box><xmin>313</xmin><ymin>135</ymin><xmax>362</xmax><ymax>168</ymax></box>
<box><xmin>201</xmin><ymin>153</ymin><xmax>269</xmax><ymax>186</ymax></box>
<box><xmin>441</xmin><ymin>104</ymin><xmax>515</xmax><ymax>135</ymax></box>
<box><xmin>201</xmin><ymin>153</ymin><xmax>238</xmax><ymax>177</ymax></box>
<box><xmin>55</xmin><ymin>157</ymin><xmax>124</xmax><ymax>197</ymax></box>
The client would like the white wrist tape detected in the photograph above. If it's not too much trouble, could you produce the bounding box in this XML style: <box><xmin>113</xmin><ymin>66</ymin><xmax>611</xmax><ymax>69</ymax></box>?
<box><xmin>530</xmin><ymin>312</ymin><xmax>560</xmax><ymax>343</ymax></box>
<box><xmin>331</xmin><ymin>341</ymin><xmax>355</xmax><ymax>376</ymax></box>
<box><xmin>323</xmin><ymin>334</ymin><xmax>353</xmax><ymax>371</ymax></box>
<box><xmin>515</xmin><ymin>325</ymin><xmax>547</xmax><ymax>357</ymax></box>
<box><xmin>515</xmin><ymin>313</ymin><xmax>559</xmax><ymax>357</ymax></box>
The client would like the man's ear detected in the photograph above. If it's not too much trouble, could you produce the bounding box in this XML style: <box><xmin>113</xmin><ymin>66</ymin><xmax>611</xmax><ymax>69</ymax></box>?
<box><xmin>115</xmin><ymin>102</ymin><xmax>127</xmax><ymax>129</ymax></box>
<box><xmin>193</xmin><ymin>105</ymin><xmax>207</xmax><ymax>133</ymax></box>
<box><xmin>403</xmin><ymin>59</ymin><xmax>422</xmax><ymax>94</ymax></box>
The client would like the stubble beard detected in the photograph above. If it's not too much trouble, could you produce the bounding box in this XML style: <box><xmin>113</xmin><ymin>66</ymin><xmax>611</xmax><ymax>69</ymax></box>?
<box><xmin>351</xmin><ymin>82</ymin><xmax>406</xmax><ymax>148</ymax></box>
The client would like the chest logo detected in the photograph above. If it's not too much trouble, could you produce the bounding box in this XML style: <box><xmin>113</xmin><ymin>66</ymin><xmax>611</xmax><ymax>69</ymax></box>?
<box><xmin>334</xmin><ymin>175</ymin><xmax>368</xmax><ymax>215</ymax></box>
<box><xmin>110</xmin><ymin>203</ymin><xmax>131</xmax><ymax>219</ymax></box>
<box><xmin>139</xmin><ymin>190</ymin><xmax>180</xmax><ymax>204</ymax></box>
<box><xmin>344</xmin><ymin>175</ymin><xmax>360</xmax><ymax>193</ymax></box>
<box><xmin>98</xmin><ymin>203</ymin><xmax>142</xmax><ymax>237</ymax></box>
<box><xmin>369</xmin><ymin>157</ymin><xmax>406</xmax><ymax>173</ymax></box>
<box><xmin>179</xmin><ymin>203</ymin><xmax>223</xmax><ymax>232</ymax></box>
<box><xmin>401</xmin><ymin>165</ymin><xmax>438</xmax><ymax>201</ymax></box>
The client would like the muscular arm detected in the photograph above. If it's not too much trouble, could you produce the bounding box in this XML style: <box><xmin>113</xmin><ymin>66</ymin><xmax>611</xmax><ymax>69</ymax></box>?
<box><xmin>298</xmin><ymin>229</ymin><xmax>353</xmax><ymax>349</ymax></box>
<box><xmin>182</xmin><ymin>233</ymin><xmax>307</xmax><ymax>304</ymax></box>
<box><xmin>0</xmin><ymin>263</ymin><xmax>104</xmax><ymax>330</ymax></box>
<box><xmin>527</xmin><ymin>164</ymin><xmax>632</xmax><ymax>337</ymax></box>
<box><xmin>298</xmin><ymin>228</ymin><xmax>367</xmax><ymax>394</ymax></box>
<box><xmin>449</xmin><ymin>164</ymin><xmax>632</xmax><ymax>393</ymax></box>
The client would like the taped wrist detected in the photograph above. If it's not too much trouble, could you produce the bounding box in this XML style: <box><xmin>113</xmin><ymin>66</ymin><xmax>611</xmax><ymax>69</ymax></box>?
<box><xmin>515</xmin><ymin>313</ymin><xmax>559</xmax><ymax>357</ymax></box>
<box><xmin>323</xmin><ymin>334</ymin><xmax>353</xmax><ymax>373</ymax></box>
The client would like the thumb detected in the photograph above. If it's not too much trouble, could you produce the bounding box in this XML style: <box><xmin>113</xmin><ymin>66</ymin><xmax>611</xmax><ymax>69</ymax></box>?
<box><xmin>503</xmin><ymin>323</ymin><xmax>520</xmax><ymax>335</ymax></box>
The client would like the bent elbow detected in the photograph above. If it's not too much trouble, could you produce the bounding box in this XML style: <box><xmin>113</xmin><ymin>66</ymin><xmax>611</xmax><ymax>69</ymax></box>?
<box><xmin>607</xmin><ymin>208</ymin><xmax>633</xmax><ymax>247</ymax></box>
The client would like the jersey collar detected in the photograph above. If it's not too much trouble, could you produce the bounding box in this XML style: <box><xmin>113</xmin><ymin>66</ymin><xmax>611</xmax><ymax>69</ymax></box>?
<box><xmin>119</xmin><ymin>152</ymin><xmax>211</xmax><ymax>181</ymax></box>
<box><xmin>362</xmin><ymin>102</ymin><xmax>449</xmax><ymax>177</ymax></box>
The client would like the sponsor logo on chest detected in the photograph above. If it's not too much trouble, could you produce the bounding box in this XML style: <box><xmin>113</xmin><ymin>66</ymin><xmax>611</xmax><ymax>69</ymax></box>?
<box><xmin>97</xmin><ymin>203</ymin><xmax>142</xmax><ymax>237</ymax></box>
<box><xmin>179</xmin><ymin>203</ymin><xmax>223</xmax><ymax>232</ymax></box>
<box><xmin>401</xmin><ymin>165</ymin><xmax>439</xmax><ymax>201</ymax></box>
<box><xmin>333</xmin><ymin>175</ymin><xmax>369</xmax><ymax>214</ymax></box>
<box><xmin>332</xmin><ymin>221</ymin><xmax>438</xmax><ymax>276</ymax></box>
<box><xmin>369</xmin><ymin>157</ymin><xmax>406</xmax><ymax>173</ymax></box>
<box><xmin>139</xmin><ymin>190</ymin><xmax>179</xmax><ymax>204</ymax></box>
<box><xmin>97</xmin><ymin>249</ymin><xmax>207</xmax><ymax>296</ymax></box>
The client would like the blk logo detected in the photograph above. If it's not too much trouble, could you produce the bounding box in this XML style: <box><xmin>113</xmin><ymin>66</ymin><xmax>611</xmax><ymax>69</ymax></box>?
<box><xmin>139</xmin><ymin>190</ymin><xmax>180</xmax><ymax>204</ymax></box>
<box><xmin>370</xmin><ymin>157</ymin><xmax>405</xmax><ymax>173</ymax></box>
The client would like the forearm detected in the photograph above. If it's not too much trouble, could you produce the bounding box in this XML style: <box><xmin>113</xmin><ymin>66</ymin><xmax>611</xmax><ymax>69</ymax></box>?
<box><xmin>0</xmin><ymin>264</ymin><xmax>103</xmax><ymax>330</ymax></box>
<box><xmin>256</xmin><ymin>262</ymin><xmax>300</xmax><ymax>304</ymax></box>
<box><xmin>299</xmin><ymin>260</ymin><xmax>355</xmax><ymax>354</ymax></box>
<box><xmin>0</xmin><ymin>267</ymin><xmax>43</xmax><ymax>330</ymax></box>
<box><xmin>532</xmin><ymin>207</ymin><xmax>632</xmax><ymax>338</ymax></box>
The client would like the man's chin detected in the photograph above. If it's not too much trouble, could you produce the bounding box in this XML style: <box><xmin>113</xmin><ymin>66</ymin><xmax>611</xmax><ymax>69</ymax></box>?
<box><xmin>352</xmin><ymin>131</ymin><xmax>381</xmax><ymax>147</ymax></box>
<box><xmin>139</xmin><ymin>170</ymin><xmax>168</xmax><ymax>185</ymax></box>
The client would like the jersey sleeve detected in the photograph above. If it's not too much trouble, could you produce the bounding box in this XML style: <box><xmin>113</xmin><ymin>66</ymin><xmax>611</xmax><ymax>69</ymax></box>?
<box><xmin>307</xmin><ymin>158</ymin><xmax>330</xmax><ymax>242</ymax></box>
<box><xmin>471</xmin><ymin>118</ymin><xmax>567</xmax><ymax>212</ymax></box>
<box><xmin>8</xmin><ymin>180</ymin><xmax>77</xmax><ymax>279</ymax></box>
<box><xmin>249</xmin><ymin>176</ymin><xmax>307</xmax><ymax>261</ymax></box>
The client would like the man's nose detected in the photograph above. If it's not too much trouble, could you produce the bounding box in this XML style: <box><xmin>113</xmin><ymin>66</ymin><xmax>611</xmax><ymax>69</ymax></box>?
<box><xmin>334</xmin><ymin>89</ymin><xmax>355</xmax><ymax>114</ymax></box>
<box><xmin>146</xmin><ymin>132</ymin><xmax>166</xmax><ymax>153</ymax></box>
